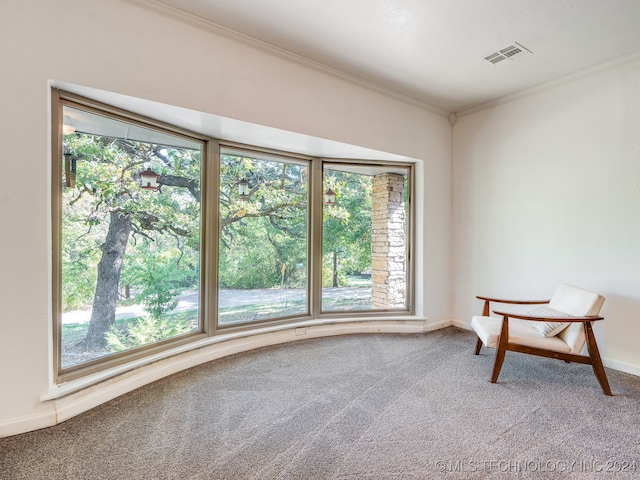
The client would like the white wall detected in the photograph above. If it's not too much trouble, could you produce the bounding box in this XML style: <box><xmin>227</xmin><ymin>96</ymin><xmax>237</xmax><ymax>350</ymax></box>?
<box><xmin>0</xmin><ymin>0</ymin><xmax>451</xmax><ymax>434</ymax></box>
<box><xmin>452</xmin><ymin>57</ymin><xmax>640</xmax><ymax>375</ymax></box>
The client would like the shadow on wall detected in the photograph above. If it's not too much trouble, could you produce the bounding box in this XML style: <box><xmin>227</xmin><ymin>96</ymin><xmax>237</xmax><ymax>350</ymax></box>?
<box><xmin>596</xmin><ymin>293</ymin><xmax>640</xmax><ymax>367</ymax></box>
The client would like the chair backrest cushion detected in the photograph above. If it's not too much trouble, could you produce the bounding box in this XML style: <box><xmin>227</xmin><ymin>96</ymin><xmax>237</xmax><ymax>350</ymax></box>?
<box><xmin>548</xmin><ymin>284</ymin><xmax>605</xmax><ymax>317</ymax></box>
<box><xmin>526</xmin><ymin>284</ymin><xmax>605</xmax><ymax>339</ymax></box>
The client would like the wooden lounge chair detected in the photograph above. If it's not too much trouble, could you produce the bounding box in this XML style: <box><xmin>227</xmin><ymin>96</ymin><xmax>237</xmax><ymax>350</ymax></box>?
<box><xmin>471</xmin><ymin>283</ymin><xmax>611</xmax><ymax>395</ymax></box>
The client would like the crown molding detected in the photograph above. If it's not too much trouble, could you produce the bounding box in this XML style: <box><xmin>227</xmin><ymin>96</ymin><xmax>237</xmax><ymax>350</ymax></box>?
<box><xmin>122</xmin><ymin>0</ymin><xmax>448</xmax><ymax>117</ymax></box>
<box><xmin>456</xmin><ymin>50</ymin><xmax>640</xmax><ymax>118</ymax></box>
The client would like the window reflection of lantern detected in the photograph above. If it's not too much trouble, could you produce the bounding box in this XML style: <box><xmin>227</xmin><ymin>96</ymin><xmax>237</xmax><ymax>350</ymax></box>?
<box><xmin>323</xmin><ymin>188</ymin><xmax>336</xmax><ymax>206</ymax></box>
<box><xmin>139</xmin><ymin>167</ymin><xmax>160</xmax><ymax>191</ymax></box>
<box><xmin>238</xmin><ymin>178</ymin><xmax>249</xmax><ymax>201</ymax></box>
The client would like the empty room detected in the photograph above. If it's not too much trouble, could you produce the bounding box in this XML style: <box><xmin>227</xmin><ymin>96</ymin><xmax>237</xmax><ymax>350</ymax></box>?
<box><xmin>1</xmin><ymin>0</ymin><xmax>640</xmax><ymax>478</ymax></box>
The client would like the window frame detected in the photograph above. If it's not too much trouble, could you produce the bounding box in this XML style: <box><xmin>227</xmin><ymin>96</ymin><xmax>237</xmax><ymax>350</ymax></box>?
<box><xmin>51</xmin><ymin>90</ymin><xmax>415</xmax><ymax>383</ymax></box>
<box><xmin>52</xmin><ymin>90</ymin><xmax>213</xmax><ymax>382</ymax></box>
<box><xmin>318</xmin><ymin>159</ymin><xmax>415</xmax><ymax>316</ymax></box>
<box><xmin>214</xmin><ymin>143</ymin><xmax>313</xmax><ymax>332</ymax></box>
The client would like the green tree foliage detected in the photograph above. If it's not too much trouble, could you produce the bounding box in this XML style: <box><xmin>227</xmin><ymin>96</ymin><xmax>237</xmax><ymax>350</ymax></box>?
<box><xmin>61</xmin><ymin>193</ymin><xmax>103</xmax><ymax>311</ymax></box>
<box><xmin>121</xmin><ymin>236</ymin><xmax>196</xmax><ymax>319</ymax></box>
<box><xmin>322</xmin><ymin>169</ymin><xmax>373</xmax><ymax>287</ymax></box>
<box><xmin>62</xmin><ymin>128</ymin><xmax>201</xmax><ymax>351</ymax></box>
<box><xmin>105</xmin><ymin>314</ymin><xmax>192</xmax><ymax>352</ymax></box>
<box><xmin>62</xmin><ymin>126</ymin><xmax>391</xmax><ymax>360</ymax></box>
<box><xmin>218</xmin><ymin>154</ymin><xmax>308</xmax><ymax>289</ymax></box>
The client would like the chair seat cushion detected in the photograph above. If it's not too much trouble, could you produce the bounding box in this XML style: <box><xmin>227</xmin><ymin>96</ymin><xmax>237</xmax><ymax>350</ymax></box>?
<box><xmin>524</xmin><ymin>306</ymin><xmax>571</xmax><ymax>337</ymax></box>
<box><xmin>471</xmin><ymin>315</ymin><xmax>572</xmax><ymax>353</ymax></box>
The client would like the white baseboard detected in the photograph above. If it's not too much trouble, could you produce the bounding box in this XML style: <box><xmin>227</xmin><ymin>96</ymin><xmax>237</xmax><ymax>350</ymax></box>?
<box><xmin>602</xmin><ymin>358</ymin><xmax>640</xmax><ymax>378</ymax></box>
<box><xmin>450</xmin><ymin>319</ymin><xmax>471</xmax><ymax>330</ymax></box>
<box><xmin>0</xmin><ymin>410</ymin><xmax>58</xmax><ymax>439</ymax></box>
<box><xmin>423</xmin><ymin>319</ymin><xmax>453</xmax><ymax>331</ymax></box>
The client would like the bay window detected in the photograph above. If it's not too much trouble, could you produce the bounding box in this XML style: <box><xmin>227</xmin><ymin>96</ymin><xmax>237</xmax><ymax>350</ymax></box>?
<box><xmin>52</xmin><ymin>90</ymin><xmax>413</xmax><ymax>382</ymax></box>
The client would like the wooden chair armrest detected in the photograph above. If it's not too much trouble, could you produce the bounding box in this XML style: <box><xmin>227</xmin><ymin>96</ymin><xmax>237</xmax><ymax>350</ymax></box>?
<box><xmin>476</xmin><ymin>295</ymin><xmax>550</xmax><ymax>305</ymax></box>
<box><xmin>492</xmin><ymin>310</ymin><xmax>604</xmax><ymax>323</ymax></box>
<box><xmin>476</xmin><ymin>295</ymin><xmax>550</xmax><ymax>317</ymax></box>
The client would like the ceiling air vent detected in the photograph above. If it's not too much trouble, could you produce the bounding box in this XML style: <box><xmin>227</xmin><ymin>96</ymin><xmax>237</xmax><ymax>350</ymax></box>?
<box><xmin>483</xmin><ymin>42</ymin><xmax>531</xmax><ymax>67</ymax></box>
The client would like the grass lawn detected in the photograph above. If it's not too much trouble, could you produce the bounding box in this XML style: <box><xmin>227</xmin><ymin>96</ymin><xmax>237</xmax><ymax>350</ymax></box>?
<box><xmin>61</xmin><ymin>280</ymin><xmax>373</xmax><ymax>367</ymax></box>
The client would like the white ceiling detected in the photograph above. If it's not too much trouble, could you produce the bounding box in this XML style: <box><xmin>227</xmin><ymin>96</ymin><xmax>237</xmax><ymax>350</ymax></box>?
<box><xmin>146</xmin><ymin>0</ymin><xmax>640</xmax><ymax>112</ymax></box>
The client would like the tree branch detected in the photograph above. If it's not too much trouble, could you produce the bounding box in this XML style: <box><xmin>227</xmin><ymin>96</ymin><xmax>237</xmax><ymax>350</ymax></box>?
<box><xmin>69</xmin><ymin>185</ymin><xmax>95</xmax><ymax>205</ymax></box>
<box><xmin>220</xmin><ymin>201</ymin><xmax>299</xmax><ymax>228</ymax></box>
<box><xmin>159</xmin><ymin>175</ymin><xmax>200</xmax><ymax>202</ymax></box>
<box><xmin>131</xmin><ymin>225</ymin><xmax>155</xmax><ymax>242</ymax></box>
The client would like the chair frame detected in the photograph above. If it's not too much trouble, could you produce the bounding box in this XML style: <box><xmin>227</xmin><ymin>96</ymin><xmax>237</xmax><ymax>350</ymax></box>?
<box><xmin>474</xmin><ymin>295</ymin><xmax>612</xmax><ymax>396</ymax></box>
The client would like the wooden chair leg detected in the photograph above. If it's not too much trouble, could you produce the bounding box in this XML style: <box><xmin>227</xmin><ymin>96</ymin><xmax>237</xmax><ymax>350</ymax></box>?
<box><xmin>491</xmin><ymin>346</ymin><xmax>506</xmax><ymax>383</ymax></box>
<box><xmin>490</xmin><ymin>317</ymin><xmax>509</xmax><ymax>383</ymax></box>
<box><xmin>474</xmin><ymin>336</ymin><xmax>483</xmax><ymax>355</ymax></box>
<box><xmin>584</xmin><ymin>322</ymin><xmax>612</xmax><ymax>396</ymax></box>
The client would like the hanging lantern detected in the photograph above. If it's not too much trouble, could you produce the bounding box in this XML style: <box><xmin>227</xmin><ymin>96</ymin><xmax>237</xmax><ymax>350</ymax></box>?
<box><xmin>238</xmin><ymin>178</ymin><xmax>249</xmax><ymax>200</ymax></box>
<box><xmin>62</xmin><ymin>124</ymin><xmax>76</xmax><ymax>136</ymax></box>
<box><xmin>64</xmin><ymin>153</ymin><xmax>76</xmax><ymax>189</ymax></box>
<box><xmin>139</xmin><ymin>167</ymin><xmax>160</xmax><ymax>191</ymax></box>
<box><xmin>323</xmin><ymin>187</ymin><xmax>336</xmax><ymax>206</ymax></box>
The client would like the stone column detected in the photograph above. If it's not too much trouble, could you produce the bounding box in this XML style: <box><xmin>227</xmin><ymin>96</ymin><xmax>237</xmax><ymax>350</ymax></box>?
<box><xmin>371</xmin><ymin>173</ymin><xmax>406</xmax><ymax>309</ymax></box>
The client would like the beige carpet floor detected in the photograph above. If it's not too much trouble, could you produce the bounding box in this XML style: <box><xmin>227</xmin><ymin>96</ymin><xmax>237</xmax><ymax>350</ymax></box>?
<box><xmin>2</xmin><ymin>327</ymin><xmax>640</xmax><ymax>479</ymax></box>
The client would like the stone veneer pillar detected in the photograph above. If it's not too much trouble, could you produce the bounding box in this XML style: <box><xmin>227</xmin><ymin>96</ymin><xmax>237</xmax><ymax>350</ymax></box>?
<box><xmin>371</xmin><ymin>173</ymin><xmax>406</xmax><ymax>309</ymax></box>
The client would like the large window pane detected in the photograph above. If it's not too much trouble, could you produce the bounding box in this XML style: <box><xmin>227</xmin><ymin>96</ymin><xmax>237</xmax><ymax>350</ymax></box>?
<box><xmin>59</xmin><ymin>105</ymin><xmax>202</xmax><ymax>370</ymax></box>
<box><xmin>54</xmin><ymin>92</ymin><xmax>414</xmax><ymax>382</ymax></box>
<box><xmin>218</xmin><ymin>149</ymin><xmax>309</xmax><ymax>326</ymax></box>
<box><xmin>322</xmin><ymin>164</ymin><xmax>409</xmax><ymax>312</ymax></box>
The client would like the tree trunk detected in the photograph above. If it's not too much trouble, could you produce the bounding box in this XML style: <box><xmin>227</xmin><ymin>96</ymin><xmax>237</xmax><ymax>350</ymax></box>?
<box><xmin>82</xmin><ymin>211</ymin><xmax>132</xmax><ymax>350</ymax></box>
<box><xmin>332</xmin><ymin>250</ymin><xmax>339</xmax><ymax>287</ymax></box>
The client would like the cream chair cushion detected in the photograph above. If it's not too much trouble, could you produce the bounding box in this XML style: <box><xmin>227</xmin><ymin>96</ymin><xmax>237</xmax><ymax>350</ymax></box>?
<box><xmin>471</xmin><ymin>315</ymin><xmax>572</xmax><ymax>353</ymax></box>
<box><xmin>547</xmin><ymin>283</ymin><xmax>605</xmax><ymax>316</ymax></box>
<box><xmin>472</xmin><ymin>284</ymin><xmax>605</xmax><ymax>356</ymax></box>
